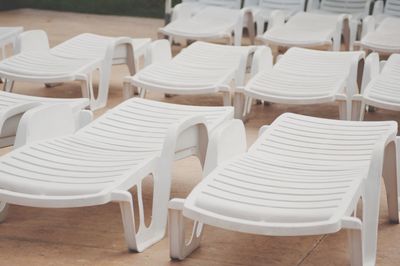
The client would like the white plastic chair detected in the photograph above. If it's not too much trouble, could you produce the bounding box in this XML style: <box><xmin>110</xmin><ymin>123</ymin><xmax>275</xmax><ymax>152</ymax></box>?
<box><xmin>169</xmin><ymin>112</ymin><xmax>399</xmax><ymax>266</ymax></box>
<box><xmin>244</xmin><ymin>0</ymin><xmax>306</xmax><ymax>36</ymax></box>
<box><xmin>0</xmin><ymin>27</ymin><xmax>23</xmax><ymax>60</ymax></box>
<box><xmin>243</xmin><ymin>47</ymin><xmax>365</xmax><ymax>120</ymax></box>
<box><xmin>125</xmin><ymin>40</ymin><xmax>263</xmax><ymax>118</ymax></box>
<box><xmin>353</xmin><ymin>53</ymin><xmax>400</xmax><ymax>120</ymax></box>
<box><xmin>0</xmin><ymin>30</ymin><xmax>151</xmax><ymax>110</ymax></box>
<box><xmin>0</xmin><ymin>91</ymin><xmax>90</xmax><ymax>148</ymax></box>
<box><xmin>360</xmin><ymin>16</ymin><xmax>400</xmax><ymax>54</ymax></box>
<box><xmin>0</xmin><ymin>98</ymin><xmax>246</xmax><ymax>252</ymax></box>
<box><xmin>160</xmin><ymin>2</ymin><xmax>255</xmax><ymax>46</ymax></box>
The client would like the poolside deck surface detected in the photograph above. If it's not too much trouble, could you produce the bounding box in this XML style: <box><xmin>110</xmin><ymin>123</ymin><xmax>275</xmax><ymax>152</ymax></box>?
<box><xmin>0</xmin><ymin>8</ymin><xmax>399</xmax><ymax>266</ymax></box>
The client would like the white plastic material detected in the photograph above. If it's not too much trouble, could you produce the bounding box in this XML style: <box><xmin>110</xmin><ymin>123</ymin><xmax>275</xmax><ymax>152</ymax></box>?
<box><xmin>0</xmin><ymin>31</ymin><xmax>151</xmax><ymax>110</ymax></box>
<box><xmin>0</xmin><ymin>27</ymin><xmax>23</xmax><ymax>59</ymax></box>
<box><xmin>0</xmin><ymin>98</ymin><xmax>245</xmax><ymax>252</ymax></box>
<box><xmin>360</xmin><ymin>17</ymin><xmax>400</xmax><ymax>54</ymax></box>
<box><xmin>169</xmin><ymin>112</ymin><xmax>399</xmax><ymax>266</ymax></box>
<box><xmin>354</xmin><ymin>53</ymin><xmax>400</xmax><ymax>120</ymax></box>
<box><xmin>160</xmin><ymin>6</ymin><xmax>254</xmax><ymax>46</ymax></box>
<box><xmin>127</xmin><ymin>41</ymin><xmax>260</xmax><ymax>118</ymax></box>
<box><xmin>243</xmin><ymin>47</ymin><xmax>364</xmax><ymax>120</ymax></box>
<box><xmin>248</xmin><ymin>0</ymin><xmax>306</xmax><ymax>36</ymax></box>
<box><xmin>0</xmin><ymin>91</ymin><xmax>89</xmax><ymax>148</ymax></box>
<box><xmin>371</xmin><ymin>0</ymin><xmax>400</xmax><ymax>25</ymax></box>
<box><xmin>259</xmin><ymin>11</ymin><xmax>349</xmax><ymax>51</ymax></box>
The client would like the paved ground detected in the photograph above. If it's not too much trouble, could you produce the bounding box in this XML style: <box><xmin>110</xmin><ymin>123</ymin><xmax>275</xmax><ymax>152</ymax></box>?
<box><xmin>0</xmin><ymin>8</ymin><xmax>399</xmax><ymax>266</ymax></box>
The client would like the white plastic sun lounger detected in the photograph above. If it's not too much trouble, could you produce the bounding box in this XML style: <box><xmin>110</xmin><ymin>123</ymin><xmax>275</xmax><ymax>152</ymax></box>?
<box><xmin>166</xmin><ymin>0</ymin><xmax>242</xmax><ymax>22</ymax></box>
<box><xmin>0</xmin><ymin>91</ymin><xmax>89</xmax><ymax>148</ymax></box>
<box><xmin>126</xmin><ymin>40</ymin><xmax>262</xmax><ymax>118</ymax></box>
<box><xmin>0</xmin><ymin>98</ymin><xmax>246</xmax><ymax>252</ymax></box>
<box><xmin>360</xmin><ymin>16</ymin><xmax>400</xmax><ymax>54</ymax></box>
<box><xmin>260</xmin><ymin>0</ymin><xmax>370</xmax><ymax>51</ymax></box>
<box><xmin>0</xmin><ymin>30</ymin><xmax>151</xmax><ymax>110</ymax></box>
<box><xmin>243</xmin><ymin>47</ymin><xmax>364</xmax><ymax>120</ymax></box>
<box><xmin>353</xmin><ymin>53</ymin><xmax>400</xmax><ymax>120</ymax></box>
<box><xmin>0</xmin><ymin>27</ymin><xmax>23</xmax><ymax>59</ymax></box>
<box><xmin>160</xmin><ymin>5</ymin><xmax>255</xmax><ymax>46</ymax></box>
<box><xmin>169</xmin><ymin>112</ymin><xmax>399</xmax><ymax>266</ymax></box>
<box><xmin>244</xmin><ymin>0</ymin><xmax>306</xmax><ymax>36</ymax></box>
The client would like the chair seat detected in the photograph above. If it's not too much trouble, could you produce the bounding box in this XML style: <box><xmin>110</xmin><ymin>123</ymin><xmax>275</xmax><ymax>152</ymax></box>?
<box><xmin>361</xmin><ymin>17</ymin><xmax>400</xmax><ymax>54</ymax></box>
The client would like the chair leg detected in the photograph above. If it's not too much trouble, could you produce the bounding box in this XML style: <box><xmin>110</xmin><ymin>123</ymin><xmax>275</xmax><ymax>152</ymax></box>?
<box><xmin>233</xmin><ymin>92</ymin><xmax>245</xmax><ymax>120</ymax></box>
<box><xmin>347</xmin><ymin>227</ymin><xmax>363</xmax><ymax>266</ymax></box>
<box><xmin>3</xmin><ymin>79</ymin><xmax>14</xmax><ymax>92</ymax></box>
<box><xmin>338</xmin><ymin>100</ymin><xmax>350</xmax><ymax>120</ymax></box>
<box><xmin>361</xmin><ymin>179</ymin><xmax>381</xmax><ymax>266</ymax></box>
<box><xmin>383</xmin><ymin>140</ymin><xmax>400</xmax><ymax>223</ymax></box>
<box><xmin>222</xmin><ymin>91</ymin><xmax>231</xmax><ymax>106</ymax></box>
<box><xmin>351</xmin><ymin>99</ymin><xmax>363</xmax><ymax>121</ymax></box>
<box><xmin>0</xmin><ymin>202</ymin><xmax>9</xmax><ymax>223</ymax></box>
<box><xmin>169</xmin><ymin>199</ymin><xmax>203</xmax><ymax>260</ymax></box>
<box><xmin>117</xmin><ymin>171</ymin><xmax>170</xmax><ymax>252</ymax></box>
<box><xmin>122</xmin><ymin>80</ymin><xmax>136</xmax><ymax>100</ymax></box>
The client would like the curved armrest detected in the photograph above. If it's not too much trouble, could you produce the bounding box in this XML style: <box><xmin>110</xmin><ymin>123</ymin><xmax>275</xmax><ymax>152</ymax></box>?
<box><xmin>372</xmin><ymin>0</ymin><xmax>384</xmax><ymax>16</ymax></box>
<box><xmin>361</xmin><ymin>16</ymin><xmax>376</xmax><ymax>38</ymax></box>
<box><xmin>361</xmin><ymin>52</ymin><xmax>380</xmax><ymax>94</ymax></box>
<box><xmin>267</xmin><ymin>10</ymin><xmax>286</xmax><ymax>30</ymax></box>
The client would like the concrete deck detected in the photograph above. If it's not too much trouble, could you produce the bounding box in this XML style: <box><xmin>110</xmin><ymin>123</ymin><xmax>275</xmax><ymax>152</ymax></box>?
<box><xmin>0</xmin><ymin>8</ymin><xmax>399</xmax><ymax>266</ymax></box>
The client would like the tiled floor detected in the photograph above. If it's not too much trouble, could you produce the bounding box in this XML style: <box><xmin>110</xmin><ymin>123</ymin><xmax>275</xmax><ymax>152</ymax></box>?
<box><xmin>0</xmin><ymin>8</ymin><xmax>399</xmax><ymax>266</ymax></box>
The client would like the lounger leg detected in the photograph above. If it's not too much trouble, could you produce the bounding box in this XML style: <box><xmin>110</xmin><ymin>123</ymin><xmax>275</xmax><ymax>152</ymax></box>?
<box><xmin>338</xmin><ymin>100</ymin><xmax>350</xmax><ymax>120</ymax></box>
<box><xmin>233</xmin><ymin>92</ymin><xmax>246</xmax><ymax>120</ymax></box>
<box><xmin>116</xmin><ymin>171</ymin><xmax>170</xmax><ymax>252</ymax></box>
<box><xmin>3</xmin><ymin>79</ymin><xmax>14</xmax><ymax>92</ymax></box>
<box><xmin>122</xmin><ymin>79</ymin><xmax>136</xmax><ymax>100</ymax></box>
<box><xmin>362</xmin><ymin>176</ymin><xmax>381</xmax><ymax>265</ymax></box>
<box><xmin>222</xmin><ymin>92</ymin><xmax>231</xmax><ymax>106</ymax></box>
<box><xmin>0</xmin><ymin>202</ymin><xmax>9</xmax><ymax>223</ymax></box>
<box><xmin>347</xmin><ymin>227</ymin><xmax>363</xmax><ymax>266</ymax></box>
<box><xmin>383</xmin><ymin>140</ymin><xmax>400</xmax><ymax>223</ymax></box>
<box><xmin>169</xmin><ymin>199</ymin><xmax>203</xmax><ymax>260</ymax></box>
<box><xmin>351</xmin><ymin>99</ymin><xmax>363</xmax><ymax>121</ymax></box>
<box><xmin>80</xmin><ymin>79</ymin><xmax>90</xmax><ymax>99</ymax></box>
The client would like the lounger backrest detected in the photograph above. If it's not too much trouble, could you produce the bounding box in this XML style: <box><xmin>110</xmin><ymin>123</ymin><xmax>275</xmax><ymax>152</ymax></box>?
<box><xmin>384</xmin><ymin>0</ymin><xmax>400</xmax><ymax>17</ymax></box>
<box><xmin>249</xmin><ymin>113</ymin><xmax>397</xmax><ymax>166</ymax></box>
<box><xmin>15</xmin><ymin>30</ymin><xmax>49</xmax><ymax>53</ymax></box>
<box><xmin>258</xmin><ymin>0</ymin><xmax>305</xmax><ymax>11</ymax></box>
<box><xmin>198</xmin><ymin>0</ymin><xmax>242</xmax><ymax>9</ymax></box>
<box><xmin>320</xmin><ymin>0</ymin><xmax>369</xmax><ymax>14</ymax></box>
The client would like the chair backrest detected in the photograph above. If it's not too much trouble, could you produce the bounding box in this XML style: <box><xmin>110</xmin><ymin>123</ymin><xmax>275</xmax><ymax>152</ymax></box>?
<box><xmin>198</xmin><ymin>0</ymin><xmax>242</xmax><ymax>9</ymax></box>
<box><xmin>15</xmin><ymin>30</ymin><xmax>49</xmax><ymax>53</ymax></box>
<box><xmin>320</xmin><ymin>0</ymin><xmax>369</xmax><ymax>14</ymax></box>
<box><xmin>258</xmin><ymin>0</ymin><xmax>305</xmax><ymax>11</ymax></box>
<box><xmin>384</xmin><ymin>0</ymin><xmax>400</xmax><ymax>17</ymax></box>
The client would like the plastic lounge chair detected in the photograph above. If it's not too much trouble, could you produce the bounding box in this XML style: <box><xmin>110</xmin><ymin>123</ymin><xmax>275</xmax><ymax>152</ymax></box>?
<box><xmin>260</xmin><ymin>0</ymin><xmax>370</xmax><ymax>51</ymax></box>
<box><xmin>165</xmin><ymin>0</ymin><xmax>242</xmax><ymax>23</ymax></box>
<box><xmin>353</xmin><ymin>53</ymin><xmax>400</xmax><ymax>120</ymax></box>
<box><xmin>360</xmin><ymin>16</ymin><xmax>400</xmax><ymax>54</ymax></box>
<box><xmin>125</xmin><ymin>40</ymin><xmax>263</xmax><ymax>118</ymax></box>
<box><xmin>0</xmin><ymin>98</ymin><xmax>246</xmax><ymax>252</ymax></box>
<box><xmin>244</xmin><ymin>0</ymin><xmax>306</xmax><ymax>36</ymax></box>
<box><xmin>242</xmin><ymin>47</ymin><xmax>364</xmax><ymax>120</ymax></box>
<box><xmin>160</xmin><ymin>3</ymin><xmax>254</xmax><ymax>46</ymax></box>
<box><xmin>0</xmin><ymin>27</ymin><xmax>23</xmax><ymax>59</ymax></box>
<box><xmin>169</xmin><ymin>112</ymin><xmax>399</xmax><ymax>266</ymax></box>
<box><xmin>0</xmin><ymin>91</ymin><xmax>90</xmax><ymax>148</ymax></box>
<box><xmin>0</xmin><ymin>30</ymin><xmax>151</xmax><ymax>110</ymax></box>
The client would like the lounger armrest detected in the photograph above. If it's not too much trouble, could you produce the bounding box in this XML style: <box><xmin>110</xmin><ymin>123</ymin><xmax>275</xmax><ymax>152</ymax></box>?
<box><xmin>372</xmin><ymin>0</ymin><xmax>384</xmax><ymax>16</ymax></box>
<box><xmin>361</xmin><ymin>16</ymin><xmax>376</xmax><ymax>38</ymax></box>
<box><xmin>14</xmin><ymin>104</ymin><xmax>85</xmax><ymax>149</ymax></box>
<box><xmin>250</xmin><ymin>46</ymin><xmax>273</xmax><ymax>78</ymax></box>
<box><xmin>361</xmin><ymin>52</ymin><xmax>380</xmax><ymax>94</ymax></box>
<box><xmin>161</xmin><ymin>115</ymin><xmax>209</xmax><ymax>170</ymax></box>
<box><xmin>306</xmin><ymin>0</ymin><xmax>320</xmax><ymax>11</ymax></box>
<box><xmin>268</xmin><ymin>10</ymin><xmax>285</xmax><ymax>30</ymax></box>
<box><xmin>203</xmin><ymin>119</ymin><xmax>246</xmax><ymax>176</ymax></box>
<box><xmin>168</xmin><ymin>198</ymin><xmax>185</xmax><ymax>210</ymax></box>
<box><xmin>258</xmin><ymin>125</ymin><xmax>270</xmax><ymax>137</ymax></box>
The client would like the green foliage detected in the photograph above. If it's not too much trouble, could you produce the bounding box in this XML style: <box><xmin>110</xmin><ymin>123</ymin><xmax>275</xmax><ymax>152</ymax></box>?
<box><xmin>0</xmin><ymin>0</ymin><xmax>185</xmax><ymax>18</ymax></box>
